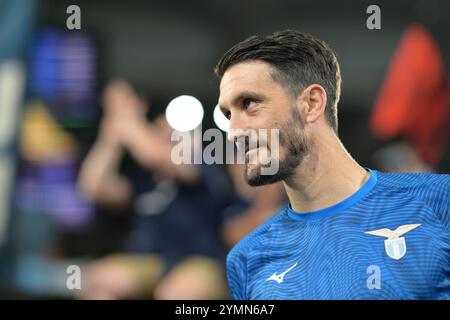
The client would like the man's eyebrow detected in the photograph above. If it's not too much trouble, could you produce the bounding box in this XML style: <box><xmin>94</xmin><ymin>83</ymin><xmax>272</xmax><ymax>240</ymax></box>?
<box><xmin>219</xmin><ymin>91</ymin><xmax>267</xmax><ymax>110</ymax></box>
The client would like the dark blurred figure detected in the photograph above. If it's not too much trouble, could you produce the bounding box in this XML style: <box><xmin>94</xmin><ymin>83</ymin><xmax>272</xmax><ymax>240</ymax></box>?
<box><xmin>78</xmin><ymin>81</ymin><xmax>231</xmax><ymax>299</ymax></box>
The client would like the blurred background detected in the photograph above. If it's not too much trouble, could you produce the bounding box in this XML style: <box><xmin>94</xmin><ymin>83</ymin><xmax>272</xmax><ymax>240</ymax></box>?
<box><xmin>0</xmin><ymin>0</ymin><xmax>448</xmax><ymax>299</ymax></box>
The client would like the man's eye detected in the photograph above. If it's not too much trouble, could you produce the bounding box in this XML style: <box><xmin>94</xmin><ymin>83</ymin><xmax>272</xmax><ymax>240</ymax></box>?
<box><xmin>243</xmin><ymin>98</ymin><xmax>257</xmax><ymax>109</ymax></box>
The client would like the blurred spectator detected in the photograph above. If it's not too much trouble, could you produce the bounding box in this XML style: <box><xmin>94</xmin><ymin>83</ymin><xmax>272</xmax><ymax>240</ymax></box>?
<box><xmin>78</xmin><ymin>81</ymin><xmax>233</xmax><ymax>299</ymax></box>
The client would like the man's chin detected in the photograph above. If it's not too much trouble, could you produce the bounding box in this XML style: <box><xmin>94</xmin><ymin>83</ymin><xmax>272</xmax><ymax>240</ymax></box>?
<box><xmin>244</xmin><ymin>165</ymin><xmax>284</xmax><ymax>187</ymax></box>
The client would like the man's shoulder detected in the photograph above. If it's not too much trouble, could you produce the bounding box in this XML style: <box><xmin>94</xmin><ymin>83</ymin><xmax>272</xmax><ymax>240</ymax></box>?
<box><xmin>227</xmin><ymin>208</ymin><xmax>287</xmax><ymax>262</ymax></box>
<box><xmin>375</xmin><ymin>170</ymin><xmax>449</xmax><ymax>195</ymax></box>
<box><xmin>373</xmin><ymin>171</ymin><xmax>449</xmax><ymax>226</ymax></box>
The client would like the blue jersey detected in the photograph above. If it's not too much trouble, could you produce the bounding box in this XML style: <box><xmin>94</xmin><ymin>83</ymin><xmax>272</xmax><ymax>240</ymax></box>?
<box><xmin>226</xmin><ymin>169</ymin><xmax>449</xmax><ymax>299</ymax></box>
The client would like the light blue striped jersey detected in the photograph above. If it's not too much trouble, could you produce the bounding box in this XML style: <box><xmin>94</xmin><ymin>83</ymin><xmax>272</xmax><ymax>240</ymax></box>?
<box><xmin>226</xmin><ymin>169</ymin><xmax>449</xmax><ymax>299</ymax></box>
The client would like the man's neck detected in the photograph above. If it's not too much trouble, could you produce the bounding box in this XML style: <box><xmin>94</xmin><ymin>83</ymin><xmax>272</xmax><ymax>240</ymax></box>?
<box><xmin>283</xmin><ymin>133</ymin><xmax>369</xmax><ymax>213</ymax></box>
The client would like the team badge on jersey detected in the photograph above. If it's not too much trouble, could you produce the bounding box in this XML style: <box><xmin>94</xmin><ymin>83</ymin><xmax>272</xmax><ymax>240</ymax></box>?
<box><xmin>365</xmin><ymin>224</ymin><xmax>421</xmax><ymax>260</ymax></box>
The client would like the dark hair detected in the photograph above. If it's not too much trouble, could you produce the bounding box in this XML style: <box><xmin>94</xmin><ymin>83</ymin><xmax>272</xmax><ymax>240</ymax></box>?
<box><xmin>215</xmin><ymin>30</ymin><xmax>341</xmax><ymax>132</ymax></box>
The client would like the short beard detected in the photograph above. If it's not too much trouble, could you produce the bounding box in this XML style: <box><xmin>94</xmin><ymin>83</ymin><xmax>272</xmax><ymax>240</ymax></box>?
<box><xmin>245</xmin><ymin>106</ymin><xmax>309</xmax><ymax>186</ymax></box>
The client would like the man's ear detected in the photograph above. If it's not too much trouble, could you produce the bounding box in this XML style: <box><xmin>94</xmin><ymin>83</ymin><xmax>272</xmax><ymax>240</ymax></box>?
<box><xmin>298</xmin><ymin>84</ymin><xmax>327</xmax><ymax>124</ymax></box>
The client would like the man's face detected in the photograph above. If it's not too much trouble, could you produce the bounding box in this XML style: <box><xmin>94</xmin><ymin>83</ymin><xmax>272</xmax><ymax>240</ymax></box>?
<box><xmin>218</xmin><ymin>60</ymin><xmax>310</xmax><ymax>186</ymax></box>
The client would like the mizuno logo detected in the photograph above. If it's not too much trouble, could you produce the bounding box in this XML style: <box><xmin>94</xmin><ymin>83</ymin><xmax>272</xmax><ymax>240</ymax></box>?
<box><xmin>266</xmin><ymin>262</ymin><xmax>298</xmax><ymax>284</ymax></box>
<box><xmin>365</xmin><ymin>224</ymin><xmax>421</xmax><ymax>260</ymax></box>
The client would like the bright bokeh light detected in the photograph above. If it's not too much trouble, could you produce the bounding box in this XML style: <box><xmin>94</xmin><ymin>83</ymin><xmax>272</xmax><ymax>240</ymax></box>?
<box><xmin>165</xmin><ymin>95</ymin><xmax>204</xmax><ymax>132</ymax></box>
<box><xmin>213</xmin><ymin>104</ymin><xmax>230</xmax><ymax>132</ymax></box>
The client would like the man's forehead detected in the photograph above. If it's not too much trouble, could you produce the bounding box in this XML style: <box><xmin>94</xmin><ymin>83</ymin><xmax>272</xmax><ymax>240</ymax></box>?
<box><xmin>219</xmin><ymin>61</ymin><xmax>275</xmax><ymax>102</ymax></box>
